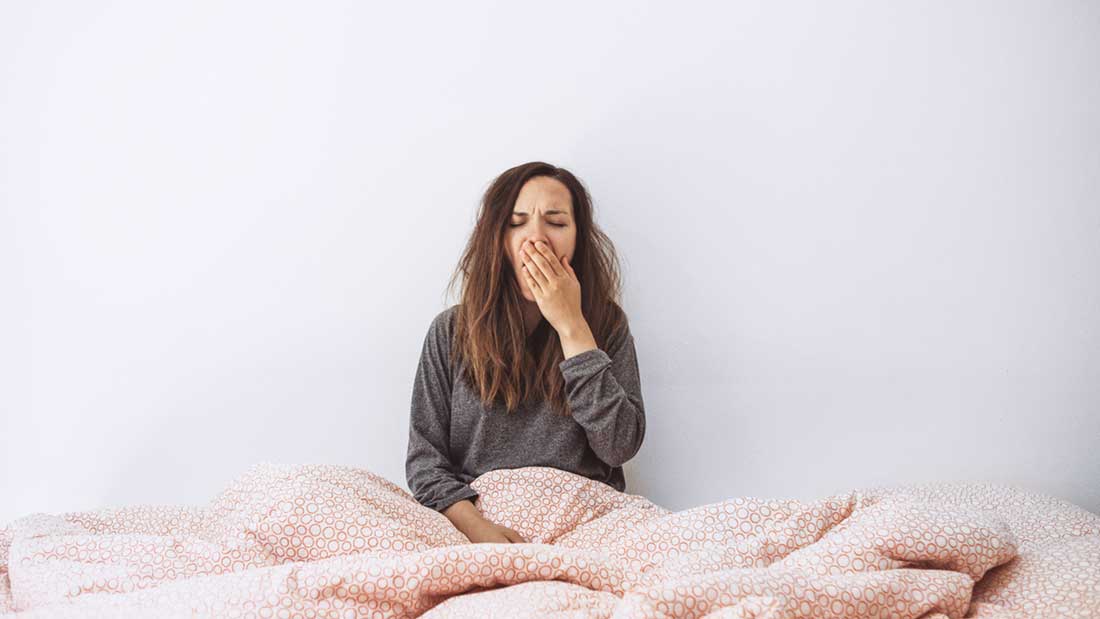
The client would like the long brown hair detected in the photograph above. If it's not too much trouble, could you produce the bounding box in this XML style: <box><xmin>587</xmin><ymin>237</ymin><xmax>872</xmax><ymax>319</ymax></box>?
<box><xmin>444</xmin><ymin>161</ymin><xmax>627</xmax><ymax>416</ymax></box>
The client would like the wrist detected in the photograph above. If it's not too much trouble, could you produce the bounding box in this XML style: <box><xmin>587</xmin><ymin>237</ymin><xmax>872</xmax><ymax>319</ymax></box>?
<box><xmin>559</xmin><ymin>320</ymin><xmax>598</xmax><ymax>360</ymax></box>
<box><xmin>442</xmin><ymin>498</ymin><xmax>484</xmax><ymax>529</ymax></box>
<box><xmin>559</xmin><ymin>317</ymin><xmax>592</xmax><ymax>341</ymax></box>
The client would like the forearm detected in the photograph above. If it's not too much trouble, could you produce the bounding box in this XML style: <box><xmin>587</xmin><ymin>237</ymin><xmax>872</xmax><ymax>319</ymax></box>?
<box><xmin>557</xmin><ymin>320</ymin><xmax>647</xmax><ymax>467</ymax></box>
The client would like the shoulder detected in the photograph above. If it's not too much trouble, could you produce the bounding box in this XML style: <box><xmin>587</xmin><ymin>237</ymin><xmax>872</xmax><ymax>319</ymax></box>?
<box><xmin>611</xmin><ymin>301</ymin><xmax>632</xmax><ymax>334</ymax></box>
<box><xmin>426</xmin><ymin>304</ymin><xmax>461</xmax><ymax>341</ymax></box>
<box><xmin>603</xmin><ymin>302</ymin><xmax>635</xmax><ymax>355</ymax></box>
<box><xmin>612</xmin><ymin>302</ymin><xmax>631</xmax><ymax>331</ymax></box>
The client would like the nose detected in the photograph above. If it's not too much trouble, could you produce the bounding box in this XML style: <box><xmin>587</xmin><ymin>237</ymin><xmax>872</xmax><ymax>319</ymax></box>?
<box><xmin>522</xmin><ymin>234</ymin><xmax>551</xmax><ymax>251</ymax></box>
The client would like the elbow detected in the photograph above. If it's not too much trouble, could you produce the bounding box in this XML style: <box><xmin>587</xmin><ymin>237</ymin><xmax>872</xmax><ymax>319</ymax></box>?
<box><xmin>596</xmin><ymin>441</ymin><xmax>641</xmax><ymax>468</ymax></box>
<box><xmin>591</xmin><ymin>406</ymin><xmax>645</xmax><ymax>467</ymax></box>
<box><xmin>598</xmin><ymin>447</ymin><xmax>637</xmax><ymax>468</ymax></box>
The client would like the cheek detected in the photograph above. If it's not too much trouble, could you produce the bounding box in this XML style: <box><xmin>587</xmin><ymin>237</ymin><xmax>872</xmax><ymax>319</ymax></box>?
<box><xmin>556</xmin><ymin>240</ymin><xmax>575</xmax><ymax>260</ymax></box>
<box><xmin>560</xmin><ymin>232</ymin><xmax>576</xmax><ymax>254</ymax></box>
<box><xmin>511</xmin><ymin>245</ymin><xmax>524</xmax><ymax>270</ymax></box>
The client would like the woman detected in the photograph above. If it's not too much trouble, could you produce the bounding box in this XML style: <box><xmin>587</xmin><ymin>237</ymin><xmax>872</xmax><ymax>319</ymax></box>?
<box><xmin>405</xmin><ymin>161</ymin><xmax>646</xmax><ymax>544</ymax></box>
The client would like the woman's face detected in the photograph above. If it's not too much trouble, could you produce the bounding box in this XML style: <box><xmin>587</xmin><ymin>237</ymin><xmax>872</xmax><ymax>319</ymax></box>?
<box><xmin>504</xmin><ymin>176</ymin><xmax>577</xmax><ymax>302</ymax></box>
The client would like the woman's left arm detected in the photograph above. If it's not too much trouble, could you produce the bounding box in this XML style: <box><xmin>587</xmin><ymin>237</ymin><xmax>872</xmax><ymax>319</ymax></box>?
<box><xmin>558</xmin><ymin>319</ymin><xmax>646</xmax><ymax>467</ymax></box>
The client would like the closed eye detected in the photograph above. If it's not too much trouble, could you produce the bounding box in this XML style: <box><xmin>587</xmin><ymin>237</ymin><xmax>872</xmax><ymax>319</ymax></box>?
<box><xmin>511</xmin><ymin>223</ymin><xmax>566</xmax><ymax>227</ymax></box>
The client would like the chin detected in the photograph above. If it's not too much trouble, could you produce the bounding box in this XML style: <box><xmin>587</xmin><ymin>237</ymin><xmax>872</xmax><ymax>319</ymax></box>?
<box><xmin>518</xmin><ymin>282</ymin><xmax>535</xmax><ymax>301</ymax></box>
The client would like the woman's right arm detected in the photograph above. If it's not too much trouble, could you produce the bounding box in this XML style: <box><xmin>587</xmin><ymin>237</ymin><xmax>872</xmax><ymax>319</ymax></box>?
<box><xmin>405</xmin><ymin>310</ymin><xmax>526</xmax><ymax>543</ymax></box>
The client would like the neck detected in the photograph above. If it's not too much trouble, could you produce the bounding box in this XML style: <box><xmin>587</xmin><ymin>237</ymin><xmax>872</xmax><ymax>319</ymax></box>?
<box><xmin>522</xmin><ymin>301</ymin><xmax>543</xmax><ymax>337</ymax></box>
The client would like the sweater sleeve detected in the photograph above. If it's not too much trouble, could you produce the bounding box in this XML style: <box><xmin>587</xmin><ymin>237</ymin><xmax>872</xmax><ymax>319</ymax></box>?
<box><xmin>405</xmin><ymin>310</ymin><xmax>480</xmax><ymax>513</ymax></box>
<box><xmin>558</xmin><ymin>317</ymin><xmax>646</xmax><ymax>467</ymax></box>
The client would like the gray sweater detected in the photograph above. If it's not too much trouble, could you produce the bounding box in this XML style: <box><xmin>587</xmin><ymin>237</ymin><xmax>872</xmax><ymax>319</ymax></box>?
<box><xmin>405</xmin><ymin>304</ymin><xmax>646</xmax><ymax>513</ymax></box>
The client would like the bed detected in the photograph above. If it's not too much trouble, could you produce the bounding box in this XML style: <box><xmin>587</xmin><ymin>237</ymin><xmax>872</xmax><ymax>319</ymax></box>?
<box><xmin>2</xmin><ymin>462</ymin><xmax>1097</xmax><ymax>618</ymax></box>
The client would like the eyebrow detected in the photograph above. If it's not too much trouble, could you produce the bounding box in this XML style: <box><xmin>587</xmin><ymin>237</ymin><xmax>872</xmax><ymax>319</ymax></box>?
<box><xmin>512</xmin><ymin>210</ymin><xmax>570</xmax><ymax>216</ymax></box>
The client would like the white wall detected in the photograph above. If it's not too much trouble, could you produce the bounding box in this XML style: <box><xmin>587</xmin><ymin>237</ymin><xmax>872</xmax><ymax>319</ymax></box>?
<box><xmin>2</xmin><ymin>1</ymin><xmax>1097</xmax><ymax>524</ymax></box>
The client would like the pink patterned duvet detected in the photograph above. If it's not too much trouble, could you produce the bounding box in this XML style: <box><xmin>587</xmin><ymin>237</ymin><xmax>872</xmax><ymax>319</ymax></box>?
<box><xmin>1</xmin><ymin>463</ymin><xmax>1097</xmax><ymax>618</ymax></box>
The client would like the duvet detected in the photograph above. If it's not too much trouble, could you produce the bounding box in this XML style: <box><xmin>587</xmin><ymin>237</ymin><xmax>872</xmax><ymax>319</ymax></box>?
<box><xmin>1</xmin><ymin>463</ymin><xmax>1097</xmax><ymax>618</ymax></box>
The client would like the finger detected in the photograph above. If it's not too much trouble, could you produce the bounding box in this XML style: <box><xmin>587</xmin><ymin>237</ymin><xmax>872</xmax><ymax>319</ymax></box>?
<box><xmin>522</xmin><ymin>247</ymin><xmax>549</xmax><ymax>287</ymax></box>
<box><xmin>522</xmin><ymin>263</ymin><xmax>542</xmax><ymax>296</ymax></box>
<box><xmin>524</xmin><ymin>245</ymin><xmax>555</xmax><ymax>286</ymax></box>
<box><xmin>521</xmin><ymin>250</ymin><xmax>544</xmax><ymax>290</ymax></box>
<box><xmin>533</xmin><ymin>241</ymin><xmax>564</xmax><ymax>277</ymax></box>
<box><xmin>561</xmin><ymin>255</ymin><xmax>575</xmax><ymax>277</ymax></box>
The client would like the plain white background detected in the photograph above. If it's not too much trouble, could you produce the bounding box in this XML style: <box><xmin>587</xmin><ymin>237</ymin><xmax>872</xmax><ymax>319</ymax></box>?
<box><xmin>1</xmin><ymin>1</ymin><xmax>1097</xmax><ymax>525</ymax></box>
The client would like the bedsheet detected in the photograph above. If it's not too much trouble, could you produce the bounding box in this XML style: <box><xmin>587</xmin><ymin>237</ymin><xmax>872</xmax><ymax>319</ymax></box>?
<box><xmin>1</xmin><ymin>463</ymin><xmax>1097</xmax><ymax>618</ymax></box>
